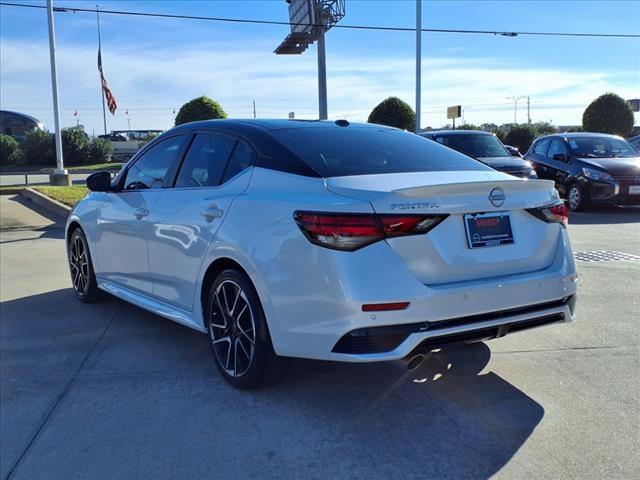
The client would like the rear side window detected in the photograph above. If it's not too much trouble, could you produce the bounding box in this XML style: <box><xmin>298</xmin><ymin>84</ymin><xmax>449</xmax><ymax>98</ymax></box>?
<box><xmin>533</xmin><ymin>139</ymin><xmax>550</xmax><ymax>156</ymax></box>
<box><xmin>222</xmin><ymin>140</ymin><xmax>255</xmax><ymax>183</ymax></box>
<box><xmin>175</xmin><ymin>133</ymin><xmax>235</xmax><ymax>188</ymax></box>
<box><xmin>124</xmin><ymin>135</ymin><xmax>186</xmax><ymax>190</ymax></box>
<box><xmin>270</xmin><ymin>126</ymin><xmax>490</xmax><ymax>177</ymax></box>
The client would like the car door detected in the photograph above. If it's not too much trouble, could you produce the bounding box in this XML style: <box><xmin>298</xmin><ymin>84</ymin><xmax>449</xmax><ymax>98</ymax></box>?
<box><xmin>545</xmin><ymin>138</ymin><xmax>571</xmax><ymax>193</ymax></box>
<box><xmin>146</xmin><ymin>132</ymin><xmax>255</xmax><ymax>311</ymax></box>
<box><xmin>527</xmin><ymin>138</ymin><xmax>552</xmax><ymax>180</ymax></box>
<box><xmin>94</xmin><ymin>134</ymin><xmax>187</xmax><ymax>294</ymax></box>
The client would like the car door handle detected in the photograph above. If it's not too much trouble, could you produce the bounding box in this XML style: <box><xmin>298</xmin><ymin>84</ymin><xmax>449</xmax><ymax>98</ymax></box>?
<box><xmin>134</xmin><ymin>208</ymin><xmax>149</xmax><ymax>220</ymax></box>
<box><xmin>202</xmin><ymin>205</ymin><xmax>224</xmax><ymax>222</ymax></box>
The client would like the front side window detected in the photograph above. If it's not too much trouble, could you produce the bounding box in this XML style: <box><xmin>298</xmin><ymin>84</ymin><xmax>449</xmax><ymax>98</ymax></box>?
<box><xmin>124</xmin><ymin>135</ymin><xmax>186</xmax><ymax>190</ymax></box>
<box><xmin>175</xmin><ymin>133</ymin><xmax>235</xmax><ymax>188</ymax></box>
<box><xmin>434</xmin><ymin>134</ymin><xmax>509</xmax><ymax>158</ymax></box>
<box><xmin>566</xmin><ymin>137</ymin><xmax>637</xmax><ymax>158</ymax></box>
<box><xmin>270</xmin><ymin>126</ymin><xmax>490</xmax><ymax>177</ymax></box>
<box><xmin>546</xmin><ymin>139</ymin><xmax>567</xmax><ymax>159</ymax></box>
<box><xmin>533</xmin><ymin>138</ymin><xmax>550</xmax><ymax>156</ymax></box>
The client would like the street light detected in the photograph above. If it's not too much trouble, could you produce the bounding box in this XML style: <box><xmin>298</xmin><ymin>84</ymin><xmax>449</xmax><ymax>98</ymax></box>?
<box><xmin>507</xmin><ymin>96</ymin><xmax>527</xmax><ymax>124</ymax></box>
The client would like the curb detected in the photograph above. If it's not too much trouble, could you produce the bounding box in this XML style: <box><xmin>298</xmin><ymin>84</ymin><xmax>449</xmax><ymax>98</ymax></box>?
<box><xmin>21</xmin><ymin>187</ymin><xmax>72</xmax><ymax>219</ymax></box>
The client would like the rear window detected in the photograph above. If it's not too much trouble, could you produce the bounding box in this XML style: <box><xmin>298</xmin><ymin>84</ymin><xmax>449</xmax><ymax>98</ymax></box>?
<box><xmin>270</xmin><ymin>126</ymin><xmax>491</xmax><ymax>177</ymax></box>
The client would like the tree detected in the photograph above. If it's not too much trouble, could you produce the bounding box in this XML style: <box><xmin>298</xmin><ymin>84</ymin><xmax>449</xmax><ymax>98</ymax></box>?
<box><xmin>88</xmin><ymin>138</ymin><xmax>113</xmax><ymax>164</ymax></box>
<box><xmin>0</xmin><ymin>134</ymin><xmax>19</xmax><ymax>167</ymax></box>
<box><xmin>582</xmin><ymin>92</ymin><xmax>634</xmax><ymax>136</ymax></box>
<box><xmin>175</xmin><ymin>96</ymin><xmax>227</xmax><ymax>126</ymax></box>
<box><xmin>21</xmin><ymin>129</ymin><xmax>55</xmax><ymax>166</ymax></box>
<box><xmin>533</xmin><ymin>121</ymin><xmax>557</xmax><ymax>136</ymax></box>
<box><xmin>367</xmin><ymin>97</ymin><xmax>416</xmax><ymax>131</ymax></box>
<box><xmin>504</xmin><ymin>125</ymin><xmax>536</xmax><ymax>152</ymax></box>
<box><xmin>456</xmin><ymin>123</ymin><xmax>481</xmax><ymax>130</ymax></box>
<box><xmin>62</xmin><ymin>127</ymin><xmax>90</xmax><ymax>165</ymax></box>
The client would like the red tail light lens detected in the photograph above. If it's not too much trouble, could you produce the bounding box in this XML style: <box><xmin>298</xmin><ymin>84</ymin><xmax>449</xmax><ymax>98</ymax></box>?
<box><xmin>526</xmin><ymin>202</ymin><xmax>568</xmax><ymax>227</ymax></box>
<box><xmin>294</xmin><ymin>212</ymin><xmax>447</xmax><ymax>251</ymax></box>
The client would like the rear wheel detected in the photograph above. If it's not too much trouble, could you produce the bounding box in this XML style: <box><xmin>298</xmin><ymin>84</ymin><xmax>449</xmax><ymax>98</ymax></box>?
<box><xmin>567</xmin><ymin>183</ymin><xmax>585</xmax><ymax>212</ymax></box>
<box><xmin>205</xmin><ymin>269</ymin><xmax>287</xmax><ymax>389</ymax></box>
<box><xmin>68</xmin><ymin>228</ymin><xmax>106</xmax><ymax>302</ymax></box>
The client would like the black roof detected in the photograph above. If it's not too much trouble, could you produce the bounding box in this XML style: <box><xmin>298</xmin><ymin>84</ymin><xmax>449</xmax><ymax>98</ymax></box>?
<box><xmin>419</xmin><ymin>129</ymin><xmax>494</xmax><ymax>136</ymax></box>
<box><xmin>537</xmin><ymin>132</ymin><xmax>627</xmax><ymax>140</ymax></box>
<box><xmin>171</xmin><ymin>118</ymin><xmax>395</xmax><ymax>133</ymax></box>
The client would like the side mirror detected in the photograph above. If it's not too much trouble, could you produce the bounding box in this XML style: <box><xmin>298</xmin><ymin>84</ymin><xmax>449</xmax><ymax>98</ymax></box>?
<box><xmin>552</xmin><ymin>153</ymin><xmax>567</xmax><ymax>162</ymax></box>
<box><xmin>86</xmin><ymin>171</ymin><xmax>114</xmax><ymax>192</ymax></box>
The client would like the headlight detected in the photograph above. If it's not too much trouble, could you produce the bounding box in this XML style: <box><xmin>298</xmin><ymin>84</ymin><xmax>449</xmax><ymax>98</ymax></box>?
<box><xmin>582</xmin><ymin>167</ymin><xmax>615</xmax><ymax>183</ymax></box>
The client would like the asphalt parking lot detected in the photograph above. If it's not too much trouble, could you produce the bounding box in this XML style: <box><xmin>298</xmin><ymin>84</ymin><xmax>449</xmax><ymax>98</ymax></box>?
<box><xmin>1</xmin><ymin>194</ymin><xmax>638</xmax><ymax>480</ymax></box>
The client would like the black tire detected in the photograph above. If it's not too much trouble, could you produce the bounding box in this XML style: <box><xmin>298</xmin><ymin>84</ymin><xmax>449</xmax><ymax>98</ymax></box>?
<box><xmin>567</xmin><ymin>183</ymin><xmax>585</xmax><ymax>212</ymax></box>
<box><xmin>205</xmin><ymin>269</ymin><xmax>288</xmax><ymax>389</ymax></box>
<box><xmin>68</xmin><ymin>228</ymin><xmax>107</xmax><ymax>303</ymax></box>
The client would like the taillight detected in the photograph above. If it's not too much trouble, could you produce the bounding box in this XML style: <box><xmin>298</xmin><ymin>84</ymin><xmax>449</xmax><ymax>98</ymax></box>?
<box><xmin>294</xmin><ymin>211</ymin><xmax>447</xmax><ymax>251</ymax></box>
<box><xmin>526</xmin><ymin>202</ymin><xmax>568</xmax><ymax>227</ymax></box>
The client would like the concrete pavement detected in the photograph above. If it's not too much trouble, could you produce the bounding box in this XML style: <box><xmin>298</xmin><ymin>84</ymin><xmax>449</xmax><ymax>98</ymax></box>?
<box><xmin>1</xmin><ymin>196</ymin><xmax>638</xmax><ymax>479</ymax></box>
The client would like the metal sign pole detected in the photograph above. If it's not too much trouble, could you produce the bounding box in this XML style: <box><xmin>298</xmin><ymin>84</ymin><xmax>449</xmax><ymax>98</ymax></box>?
<box><xmin>46</xmin><ymin>0</ymin><xmax>65</xmax><ymax>176</ymax></box>
<box><xmin>317</xmin><ymin>29</ymin><xmax>328</xmax><ymax>120</ymax></box>
<box><xmin>415</xmin><ymin>0</ymin><xmax>421</xmax><ymax>132</ymax></box>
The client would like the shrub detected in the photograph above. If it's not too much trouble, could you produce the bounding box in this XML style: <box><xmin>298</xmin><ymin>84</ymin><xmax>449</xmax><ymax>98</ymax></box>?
<box><xmin>62</xmin><ymin>127</ymin><xmax>90</xmax><ymax>165</ymax></box>
<box><xmin>368</xmin><ymin>97</ymin><xmax>416</xmax><ymax>131</ymax></box>
<box><xmin>533</xmin><ymin>121</ymin><xmax>557</xmax><ymax>136</ymax></box>
<box><xmin>456</xmin><ymin>123</ymin><xmax>481</xmax><ymax>130</ymax></box>
<box><xmin>175</xmin><ymin>96</ymin><xmax>227</xmax><ymax>126</ymax></box>
<box><xmin>21</xmin><ymin>129</ymin><xmax>55</xmax><ymax>166</ymax></box>
<box><xmin>88</xmin><ymin>138</ymin><xmax>113</xmax><ymax>164</ymax></box>
<box><xmin>0</xmin><ymin>134</ymin><xmax>20</xmax><ymax>167</ymax></box>
<box><xmin>504</xmin><ymin>125</ymin><xmax>536</xmax><ymax>153</ymax></box>
<box><xmin>582</xmin><ymin>93</ymin><xmax>634</xmax><ymax>136</ymax></box>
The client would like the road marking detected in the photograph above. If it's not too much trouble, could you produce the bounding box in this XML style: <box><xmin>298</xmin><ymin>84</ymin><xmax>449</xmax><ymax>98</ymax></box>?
<box><xmin>574</xmin><ymin>250</ymin><xmax>640</xmax><ymax>262</ymax></box>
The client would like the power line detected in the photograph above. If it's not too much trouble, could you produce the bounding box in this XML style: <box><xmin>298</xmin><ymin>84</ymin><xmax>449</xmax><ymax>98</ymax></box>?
<box><xmin>1</xmin><ymin>1</ymin><xmax>638</xmax><ymax>38</ymax></box>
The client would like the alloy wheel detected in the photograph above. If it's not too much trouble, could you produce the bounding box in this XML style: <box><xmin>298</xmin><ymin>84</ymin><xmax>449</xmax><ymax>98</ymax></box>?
<box><xmin>69</xmin><ymin>235</ymin><xmax>89</xmax><ymax>296</ymax></box>
<box><xmin>208</xmin><ymin>280</ymin><xmax>256</xmax><ymax>377</ymax></box>
<box><xmin>568</xmin><ymin>186</ymin><xmax>581</xmax><ymax>211</ymax></box>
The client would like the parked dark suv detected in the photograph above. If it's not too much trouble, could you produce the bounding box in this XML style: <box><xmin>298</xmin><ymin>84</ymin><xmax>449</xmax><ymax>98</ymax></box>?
<box><xmin>419</xmin><ymin>130</ymin><xmax>537</xmax><ymax>179</ymax></box>
<box><xmin>524</xmin><ymin>133</ymin><xmax>640</xmax><ymax>211</ymax></box>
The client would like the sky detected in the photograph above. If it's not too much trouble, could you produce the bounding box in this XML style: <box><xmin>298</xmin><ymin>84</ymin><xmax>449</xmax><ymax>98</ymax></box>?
<box><xmin>1</xmin><ymin>0</ymin><xmax>639</xmax><ymax>135</ymax></box>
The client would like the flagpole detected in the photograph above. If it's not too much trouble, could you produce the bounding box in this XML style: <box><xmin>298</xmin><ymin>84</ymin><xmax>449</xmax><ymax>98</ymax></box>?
<box><xmin>96</xmin><ymin>4</ymin><xmax>107</xmax><ymax>135</ymax></box>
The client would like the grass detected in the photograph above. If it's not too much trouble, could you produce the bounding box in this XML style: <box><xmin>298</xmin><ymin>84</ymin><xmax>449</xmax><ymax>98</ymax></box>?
<box><xmin>32</xmin><ymin>186</ymin><xmax>89</xmax><ymax>207</ymax></box>
<box><xmin>0</xmin><ymin>162</ymin><xmax>123</xmax><ymax>173</ymax></box>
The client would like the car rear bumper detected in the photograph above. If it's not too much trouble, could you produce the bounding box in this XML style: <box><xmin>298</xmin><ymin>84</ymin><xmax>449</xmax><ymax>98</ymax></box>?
<box><xmin>258</xmin><ymin>229</ymin><xmax>578</xmax><ymax>362</ymax></box>
<box><xmin>330</xmin><ymin>296</ymin><xmax>575</xmax><ymax>362</ymax></box>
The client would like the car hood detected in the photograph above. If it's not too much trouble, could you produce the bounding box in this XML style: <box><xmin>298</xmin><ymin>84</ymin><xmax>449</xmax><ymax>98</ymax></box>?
<box><xmin>579</xmin><ymin>157</ymin><xmax>640</xmax><ymax>176</ymax></box>
<box><xmin>474</xmin><ymin>156</ymin><xmax>532</xmax><ymax>170</ymax></box>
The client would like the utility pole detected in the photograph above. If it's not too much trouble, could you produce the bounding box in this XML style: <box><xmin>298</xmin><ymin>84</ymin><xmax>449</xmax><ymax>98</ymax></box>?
<box><xmin>507</xmin><ymin>96</ymin><xmax>526</xmax><ymax>124</ymax></box>
<box><xmin>46</xmin><ymin>0</ymin><xmax>70</xmax><ymax>186</ymax></box>
<box><xmin>317</xmin><ymin>30</ymin><xmax>328</xmax><ymax>120</ymax></box>
<box><xmin>527</xmin><ymin>96</ymin><xmax>531</xmax><ymax>124</ymax></box>
<box><xmin>253</xmin><ymin>100</ymin><xmax>257</xmax><ymax>118</ymax></box>
<box><xmin>415</xmin><ymin>0</ymin><xmax>421</xmax><ymax>132</ymax></box>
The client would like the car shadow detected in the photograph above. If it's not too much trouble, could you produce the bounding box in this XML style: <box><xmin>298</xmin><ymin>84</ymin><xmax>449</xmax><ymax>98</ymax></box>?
<box><xmin>2</xmin><ymin>289</ymin><xmax>544</xmax><ymax>479</ymax></box>
<box><xmin>568</xmin><ymin>205</ymin><xmax>640</xmax><ymax>225</ymax></box>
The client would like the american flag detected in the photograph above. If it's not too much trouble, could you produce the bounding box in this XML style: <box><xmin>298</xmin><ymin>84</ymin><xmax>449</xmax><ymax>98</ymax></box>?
<box><xmin>98</xmin><ymin>48</ymin><xmax>117</xmax><ymax>115</ymax></box>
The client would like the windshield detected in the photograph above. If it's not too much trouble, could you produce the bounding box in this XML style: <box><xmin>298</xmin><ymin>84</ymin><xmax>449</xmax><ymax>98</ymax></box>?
<box><xmin>434</xmin><ymin>134</ymin><xmax>509</xmax><ymax>158</ymax></box>
<box><xmin>567</xmin><ymin>137</ymin><xmax>638</xmax><ymax>158</ymax></box>
<box><xmin>270</xmin><ymin>126</ymin><xmax>491</xmax><ymax>177</ymax></box>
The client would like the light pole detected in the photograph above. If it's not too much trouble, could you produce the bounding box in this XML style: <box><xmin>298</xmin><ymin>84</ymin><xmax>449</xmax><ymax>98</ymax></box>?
<box><xmin>46</xmin><ymin>0</ymin><xmax>70</xmax><ymax>186</ymax></box>
<box><xmin>415</xmin><ymin>0</ymin><xmax>421</xmax><ymax>132</ymax></box>
<box><xmin>507</xmin><ymin>96</ymin><xmax>527</xmax><ymax>124</ymax></box>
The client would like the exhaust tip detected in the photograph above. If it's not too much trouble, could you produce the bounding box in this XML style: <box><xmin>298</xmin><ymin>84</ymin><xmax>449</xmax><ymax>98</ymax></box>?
<box><xmin>406</xmin><ymin>354</ymin><xmax>425</xmax><ymax>371</ymax></box>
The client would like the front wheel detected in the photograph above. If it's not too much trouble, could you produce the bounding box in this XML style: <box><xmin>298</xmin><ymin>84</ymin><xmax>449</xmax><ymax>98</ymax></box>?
<box><xmin>567</xmin><ymin>184</ymin><xmax>585</xmax><ymax>212</ymax></box>
<box><xmin>205</xmin><ymin>269</ymin><xmax>288</xmax><ymax>389</ymax></box>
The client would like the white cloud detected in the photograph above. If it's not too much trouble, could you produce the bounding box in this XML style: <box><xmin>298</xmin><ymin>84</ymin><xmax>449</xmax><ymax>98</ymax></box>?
<box><xmin>1</xmin><ymin>37</ymin><xmax>637</xmax><ymax>134</ymax></box>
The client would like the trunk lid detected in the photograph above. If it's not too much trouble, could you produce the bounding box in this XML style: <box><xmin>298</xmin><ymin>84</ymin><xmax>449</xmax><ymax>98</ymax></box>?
<box><xmin>325</xmin><ymin>171</ymin><xmax>562</xmax><ymax>285</ymax></box>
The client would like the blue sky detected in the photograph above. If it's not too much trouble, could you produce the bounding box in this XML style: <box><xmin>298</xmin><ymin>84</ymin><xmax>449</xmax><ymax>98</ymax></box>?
<box><xmin>1</xmin><ymin>0</ymin><xmax>639</xmax><ymax>134</ymax></box>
